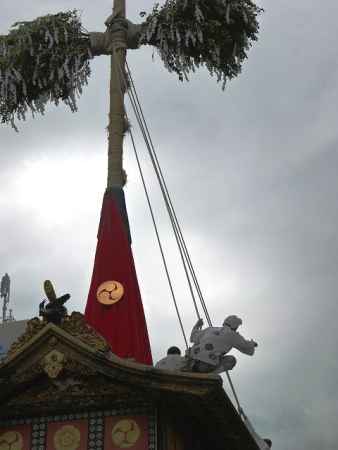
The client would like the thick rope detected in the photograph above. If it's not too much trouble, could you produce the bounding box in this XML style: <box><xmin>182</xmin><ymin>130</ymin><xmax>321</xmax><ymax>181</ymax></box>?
<box><xmin>124</xmin><ymin>63</ymin><xmax>206</xmax><ymax>323</ymax></box>
<box><xmin>111</xmin><ymin>49</ymin><xmax>189</xmax><ymax>348</ymax></box>
<box><xmin>128</xmin><ymin>100</ymin><xmax>203</xmax><ymax>321</ymax></box>
<box><xmin>114</xmin><ymin>53</ymin><xmax>243</xmax><ymax>417</ymax></box>
<box><xmin>129</xmin><ymin>129</ymin><xmax>189</xmax><ymax>348</ymax></box>
<box><xmin>115</xmin><ymin>60</ymin><xmax>202</xmax><ymax>322</ymax></box>
<box><xmin>126</xmin><ymin>61</ymin><xmax>213</xmax><ymax>326</ymax></box>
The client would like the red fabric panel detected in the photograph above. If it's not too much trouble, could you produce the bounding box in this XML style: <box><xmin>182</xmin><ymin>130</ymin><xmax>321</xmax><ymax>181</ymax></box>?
<box><xmin>104</xmin><ymin>416</ymin><xmax>148</xmax><ymax>450</ymax></box>
<box><xmin>46</xmin><ymin>420</ymin><xmax>88</xmax><ymax>450</ymax></box>
<box><xmin>0</xmin><ymin>425</ymin><xmax>31</xmax><ymax>449</ymax></box>
<box><xmin>85</xmin><ymin>191</ymin><xmax>152</xmax><ymax>365</ymax></box>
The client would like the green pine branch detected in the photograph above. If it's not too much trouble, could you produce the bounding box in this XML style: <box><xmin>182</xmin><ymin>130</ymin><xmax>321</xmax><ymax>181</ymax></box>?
<box><xmin>0</xmin><ymin>10</ymin><xmax>91</xmax><ymax>130</ymax></box>
<box><xmin>0</xmin><ymin>1</ymin><xmax>263</xmax><ymax>130</ymax></box>
<box><xmin>140</xmin><ymin>0</ymin><xmax>263</xmax><ymax>87</ymax></box>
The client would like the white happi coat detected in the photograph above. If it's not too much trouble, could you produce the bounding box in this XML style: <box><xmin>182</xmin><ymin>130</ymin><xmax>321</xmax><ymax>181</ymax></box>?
<box><xmin>190</xmin><ymin>325</ymin><xmax>256</xmax><ymax>366</ymax></box>
<box><xmin>155</xmin><ymin>354</ymin><xmax>186</xmax><ymax>371</ymax></box>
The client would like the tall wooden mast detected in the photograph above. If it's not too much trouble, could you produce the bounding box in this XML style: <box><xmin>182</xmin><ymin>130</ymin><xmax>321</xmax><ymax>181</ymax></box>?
<box><xmin>107</xmin><ymin>0</ymin><xmax>126</xmax><ymax>188</ymax></box>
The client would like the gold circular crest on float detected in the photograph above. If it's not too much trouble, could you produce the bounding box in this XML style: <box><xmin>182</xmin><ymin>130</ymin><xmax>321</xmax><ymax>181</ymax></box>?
<box><xmin>0</xmin><ymin>431</ymin><xmax>23</xmax><ymax>450</ymax></box>
<box><xmin>96</xmin><ymin>280</ymin><xmax>124</xmax><ymax>305</ymax></box>
<box><xmin>54</xmin><ymin>425</ymin><xmax>81</xmax><ymax>450</ymax></box>
<box><xmin>111</xmin><ymin>419</ymin><xmax>141</xmax><ymax>448</ymax></box>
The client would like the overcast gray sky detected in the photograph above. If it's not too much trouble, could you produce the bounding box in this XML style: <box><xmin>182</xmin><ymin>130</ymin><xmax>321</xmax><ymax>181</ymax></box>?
<box><xmin>1</xmin><ymin>0</ymin><xmax>338</xmax><ymax>448</ymax></box>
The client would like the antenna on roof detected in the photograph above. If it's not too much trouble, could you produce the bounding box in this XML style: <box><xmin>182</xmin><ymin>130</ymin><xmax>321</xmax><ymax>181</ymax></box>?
<box><xmin>1</xmin><ymin>273</ymin><xmax>14</xmax><ymax>323</ymax></box>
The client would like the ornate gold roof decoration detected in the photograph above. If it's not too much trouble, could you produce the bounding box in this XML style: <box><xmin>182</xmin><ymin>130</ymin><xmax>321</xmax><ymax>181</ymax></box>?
<box><xmin>5</xmin><ymin>311</ymin><xmax>109</xmax><ymax>360</ymax></box>
<box><xmin>43</xmin><ymin>349</ymin><xmax>65</xmax><ymax>379</ymax></box>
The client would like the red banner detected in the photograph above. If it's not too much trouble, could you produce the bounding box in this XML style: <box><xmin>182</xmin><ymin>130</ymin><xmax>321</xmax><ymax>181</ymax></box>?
<box><xmin>85</xmin><ymin>191</ymin><xmax>153</xmax><ymax>365</ymax></box>
<box><xmin>46</xmin><ymin>420</ymin><xmax>88</xmax><ymax>450</ymax></box>
<box><xmin>104</xmin><ymin>416</ymin><xmax>148</xmax><ymax>450</ymax></box>
<box><xmin>0</xmin><ymin>424</ymin><xmax>31</xmax><ymax>449</ymax></box>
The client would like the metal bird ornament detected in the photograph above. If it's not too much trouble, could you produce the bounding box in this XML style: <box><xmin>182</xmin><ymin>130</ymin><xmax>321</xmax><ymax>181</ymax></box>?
<box><xmin>39</xmin><ymin>280</ymin><xmax>70</xmax><ymax>325</ymax></box>
<box><xmin>0</xmin><ymin>0</ymin><xmax>263</xmax><ymax>129</ymax></box>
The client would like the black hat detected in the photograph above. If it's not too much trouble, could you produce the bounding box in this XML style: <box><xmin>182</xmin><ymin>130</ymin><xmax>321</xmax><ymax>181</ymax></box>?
<box><xmin>167</xmin><ymin>346</ymin><xmax>181</xmax><ymax>355</ymax></box>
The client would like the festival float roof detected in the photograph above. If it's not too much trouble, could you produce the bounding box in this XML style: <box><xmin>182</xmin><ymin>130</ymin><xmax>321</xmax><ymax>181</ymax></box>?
<box><xmin>0</xmin><ymin>312</ymin><xmax>259</xmax><ymax>450</ymax></box>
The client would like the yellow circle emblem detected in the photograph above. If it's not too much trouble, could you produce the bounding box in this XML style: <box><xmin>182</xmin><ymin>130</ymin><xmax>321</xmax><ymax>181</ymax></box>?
<box><xmin>111</xmin><ymin>419</ymin><xmax>141</xmax><ymax>448</ymax></box>
<box><xmin>96</xmin><ymin>281</ymin><xmax>124</xmax><ymax>305</ymax></box>
<box><xmin>0</xmin><ymin>431</ymin><xmax>23</xmax><ymax>450</ymax></box>
<box><xmin>54</xmin><ymin>425</ymin><xmax>81</xmax><ymax>450</ymax></box>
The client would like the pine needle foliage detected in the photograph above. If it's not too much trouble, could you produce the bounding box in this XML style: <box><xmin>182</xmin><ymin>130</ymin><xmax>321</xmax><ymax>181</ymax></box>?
<box><xmin>0</xmin><ymin>2</ymin><xmax>263</xmax><ymax>129</ymax></box>
<box><xmin>0</xmin><ymin>11</ymin><xmax>91</xmax><ymax>130</ymax></box>
<box><xmin>140</xmin><ymin>0</ymin><xmax>263</xmax><ymax>86</ymax></box>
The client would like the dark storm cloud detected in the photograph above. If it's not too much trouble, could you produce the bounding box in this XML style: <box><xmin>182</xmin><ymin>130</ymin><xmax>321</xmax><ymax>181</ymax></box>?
<box><xmin>1</xmin><ymin>1</ymin><xmax>338</xmax><ymax>449</ymax></box>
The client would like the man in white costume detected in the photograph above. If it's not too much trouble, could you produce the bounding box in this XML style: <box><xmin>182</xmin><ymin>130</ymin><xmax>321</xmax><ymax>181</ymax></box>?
<box><xmin>187</xmin><ymin>315</ymin><xmax>258</xmax><ymax>374</ymax></box>
<box><xmin>155</xmin><ymin>346</ymin><xmax>186</xmax><ymax>371</ymax></box>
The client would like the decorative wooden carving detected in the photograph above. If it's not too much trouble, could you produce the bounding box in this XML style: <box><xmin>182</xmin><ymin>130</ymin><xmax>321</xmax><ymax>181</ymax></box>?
<box><xmin>5</xmin><ymin>312</ymin><xmax>109</xmax><ymax>361</ymax></box>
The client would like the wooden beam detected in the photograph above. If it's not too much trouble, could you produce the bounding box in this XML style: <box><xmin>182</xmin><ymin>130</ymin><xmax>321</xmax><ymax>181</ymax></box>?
<box><xmin>107</xmin><ymin>0</ymin><xmax>127</xmax><ymax>188</ymax></box>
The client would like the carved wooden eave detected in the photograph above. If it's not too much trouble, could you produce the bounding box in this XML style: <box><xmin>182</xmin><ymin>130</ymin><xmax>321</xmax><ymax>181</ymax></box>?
<box><xmin>0</xmin><ymin>315</ymin><xmax>259</xmax><ymax>450</ymax></box>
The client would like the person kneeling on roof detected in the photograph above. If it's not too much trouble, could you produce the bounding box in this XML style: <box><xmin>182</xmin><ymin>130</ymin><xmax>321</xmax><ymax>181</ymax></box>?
<box><xmin>155</xmin><ymin>346</ymin><xmax>186</xmax><ymax>371</ymax></box>
<box><xmin>186</xmin><ymin>315</ymin><xmax>258</xmax><ymax>374</ymax></box>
